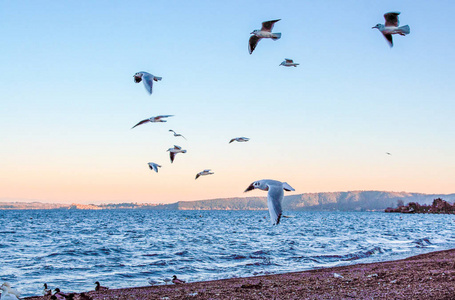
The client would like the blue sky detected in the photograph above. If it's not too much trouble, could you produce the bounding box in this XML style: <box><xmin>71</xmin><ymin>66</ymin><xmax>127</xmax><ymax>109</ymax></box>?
<box><xmin>1</xmin><ymin>1</ymin><xmax>454</xmax><ymax>203</ymax></box>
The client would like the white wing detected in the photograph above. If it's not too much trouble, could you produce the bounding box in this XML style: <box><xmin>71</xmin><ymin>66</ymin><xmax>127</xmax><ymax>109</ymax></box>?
<box><xmin>142</xmin><ymin>73</ymin><xmax>154</xmax><ymax>94</ymax></box>
<box><xmin>267</xmin><ymin>185</ymin><xmax>284</xmax><ymax>225</ymax></box>
<box><xmin>282</xmin><ymin>182</ymin><xmax>295</xmax><ymax>191</ymax></box>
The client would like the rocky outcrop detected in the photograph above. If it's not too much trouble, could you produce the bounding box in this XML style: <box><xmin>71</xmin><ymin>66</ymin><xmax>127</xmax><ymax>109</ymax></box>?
<box><xmin>385</xmin><ymin>198</ymin><xmax>455</xmax><ymax>214</ymax></box>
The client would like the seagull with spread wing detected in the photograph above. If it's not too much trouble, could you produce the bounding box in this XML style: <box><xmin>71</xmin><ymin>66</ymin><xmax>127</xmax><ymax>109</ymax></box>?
<box><xmin>372</xmin><ymin>12</ymin><xmax>410</xmax><ymax>47</ymax></box>
<box><xmin>131</xmin><ymin>115</ymin><xmax>173</xmax><ymax>129</ymax></box>
<box><xmin>244</xmin><ymin>179</ymin><xmax>295</xmax><ymax>225</ymax></box>
<box><xmin>147</xmin><ymin>162</ymin><xmax>161</xmax><ymax>173</ymax></box>
<box><xmin>133</xmin><ymin>71</ymin><xmax>162</xmax><ymax>94</ymax></box>
<box><xmin>169</xmin><ymin>129</ymin><xmax>187</xmax><ymax>140</ymax></box>
<box><xmin>167</xmin><ymin>145</ymin><xmax>187</xmax><ymax>163</ymax></box>
<box><xmin>195</xmin><ymin>169</ymin><xmax>214</xmax><ymax>180</ymax></box>
<box><xmin>229</xmin><ymin>137</ymin><xmax>250</xmax><ymax>144</ymax></box>
<box><xmin>279</xmin><ymin>58</ymin><xmax>299</xmax><ymax>67</ymax></box>
<box><xmin>249</xmin><ymin>19</ymin><xmax>281</xmax><ymax>54</ymax></box>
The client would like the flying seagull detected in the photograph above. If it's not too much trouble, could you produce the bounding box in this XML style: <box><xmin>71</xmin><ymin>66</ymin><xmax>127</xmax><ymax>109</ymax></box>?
<box><xmin>229</xmin><ymin>137</ymin><xmax>250</xmax><ymax>143</ymax></box>
<box><xmin>244</xmin><ymin>179</ymin><xmax>295</xmax><ymax>225</ymax></box>
<box><xmin>148</xmin><ymin>162</ymin><xmax>161</xmax><ymax>173</ymax></box>
<box><xmin>195</xmin><ymin>169</ymin><xmax>214</xmax><ymax>180</ymax></box>
<box><xmin>279</xmin><ymin>58</ymin><xmax>299</xmax><ymax>67</ymax></box>
<box><xmin>386</xmin><ymin>152</ymin><xmax>392</xmax><ymax>155</ymax></box>
<box><xmin>249</xmin><ymin>19</ymin><xmax>281</xmax><ymax>54</ymax></box>
<box><xmin>372</xmin><ymin>12</ymin><xmax>410</xmax><ymax>47</ymax></box>
<box><xmin>131</xmin><ymin>115</ymin><xmax>173</xmax><ymax>129</ymax></box>
<box><xmin>133</xmin><ymin>71</ymin><xmax>162</xmax><ymax>94</ymax></box>
<box><xmin>167</xmin><ymin>145</ymin><xmax>187</xmax><ymax>163</ymax></box>
<box><xmin>169</xmin><ymin>129</ymin><xmax>186</xmax><ymax>140</ymax></box>
<box><xmin>172</xmin><ymin>275</ymin><xmax>186</xmax><ymax>284</ymax></box>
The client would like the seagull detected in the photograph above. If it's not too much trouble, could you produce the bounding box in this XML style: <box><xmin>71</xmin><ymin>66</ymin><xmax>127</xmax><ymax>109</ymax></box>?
<box><xmin>249</xmin><ymin>19</ymin><xmax>281</xmax><ymax>54</ymax></box>
<box><xmin>148</xmin><ymin>162</ymin><xmax>161</xmax><ymax>173</ymax></box>
<box><xmin>162</xmin><ymin>278</ymin><xmax>172</xmax><ymax>285</ymax></box>
<box><xmin>131</xmin><ymin>115</ymin><xmax>173</xmax><ymax>129</ymax></box>
<box><xmin>169</xmin><ymin>129</ymin><xmax>187</xmax><ymax>140</ymax></box>
<box><xmin>133</xmin><ymin>71</ymin><xmax>162</xmax><ymax>94</ymax></box>
<box><xmin>0</xmin><ymin>285</ymin><xmax>19</xmax><ymax>300</ymax></box>
<box><xmin>172</xmin><ymin>275</ymin><xmax>186</xmax><ymax>284</ymax></box>
<box><xmin>244</xmin><ymin>179</ymin><xmax>295</xmax><ymax>225</ymax></box>
<box><xmin>43</xmin><ymin>283</ymin><xmax>52</xmax><ymax>296</ymax></box>
<box><xmin>386</xmin><ymin>152</ymin><xmax>392</xmax><ymax>155</ymax></box>
<box><xmin>167</xmin><ymin>145</ymin><xmax>187</xmax><ymax>163</ymax></box>
<box><xmin>229</xmin><ymin>137</ymin><xmax>250</xmax><ymax>143</ymax></box>
<box><xmin>372</xmin><ymin>12</ymin><xmax>410</xmax><ymax>47</ymax></box>
<box><xmin>94</xmin><ymin>281</ymin><xmax>108</xmax><ymax>292</ymax></box>
<box><xmin>0</xmin><ymin>283</ymin><xmax>20</xmax><ymax>299</ymax></box>
<box><xmin>195</xmin><ymin>169</ymin><xmax>214</xmax><ymax>180</ymax></box>
<box><xmin>279</xmin><ymin>58</ymin><xmax>299</xmax><ymax>67</ymax></box>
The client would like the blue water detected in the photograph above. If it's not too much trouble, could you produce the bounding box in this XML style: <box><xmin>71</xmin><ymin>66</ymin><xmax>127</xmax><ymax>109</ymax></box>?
<box><xmin>1</xmin><ymin>210</ymin><xmax>455</xmax><ymax>297</ymax></box>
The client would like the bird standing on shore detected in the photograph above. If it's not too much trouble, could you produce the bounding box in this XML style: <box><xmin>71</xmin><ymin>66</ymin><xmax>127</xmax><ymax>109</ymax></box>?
<box><xmin>249</xmin><ymin>19</ymin><xmax>281</xmax><ymax>54</ymax></box>
<box><xmin>195</xmin><ymin>169</ymin><xmax>214</xmax><ymax>180</ymax></box>
<box><xmin>244</xmin><ymin>179</ymin><xmax>295</xmax><ymax>225</ymax></box>
<box><xmin>167</xmin><ymin>145</ymin><xmax>187</xmax><ymax>163</ymax></box>
<box><xmin>0</xmin><ymin>283</ymin><xmax>20</xmax><ymax>299</ymax></box>
<box><xmin>0</xmin><ymin>285</ymin><xmax>19</xmax><ymax>300</ymax></box>
<box><xmin>94</xmin><ymin>281</ymin><xmax>109</xmax><ymax>292</ymax></box>
<box><xmin>172</xmin><ymin>275</ymin><xmax>186</xmax><ymax>284</ymax></box>
<box><xmin>43</xmin><ymin>283</ymin><xmax>52</xmax><ymax>296</ymax></box>
<box><xmin>131</xmin><ymin>115</ymin><xmax>173</xmax><ymax>129</ymax></box>
<box><xmin>53</xmin><ymin>288</ymin><xmax>72</xmax><ymax>300</ymax></box>
<box><xmin>133</xmin><ymin>71</ymin><xmax>162</xmax><ymax>95</ymax></box>
<box><xmin>372</xmin><ymin>12</ymin><xmax>410</xmax><ymax>47</ymax></box>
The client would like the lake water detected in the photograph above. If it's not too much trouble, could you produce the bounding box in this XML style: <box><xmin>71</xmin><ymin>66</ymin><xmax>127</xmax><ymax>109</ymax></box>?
<box><xmin>1</xmin><ymin>210</ymin><xmax>455</xmax><ymax>297</ymax></box>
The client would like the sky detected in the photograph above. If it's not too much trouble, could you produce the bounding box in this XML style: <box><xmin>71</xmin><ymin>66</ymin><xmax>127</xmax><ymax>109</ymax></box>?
<box><xmin>1</xmin><ymin>1</ymin><xmax>454</xmax><ymax>204</ymax></box>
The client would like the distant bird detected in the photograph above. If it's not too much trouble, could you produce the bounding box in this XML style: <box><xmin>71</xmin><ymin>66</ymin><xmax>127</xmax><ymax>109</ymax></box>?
<box><xmin>148</xmin><ymin>162</ymin><xmax>161</xmax><ymax>173</ymax></box>
<box><xmin>43</xmin><ymin>283</ymin><xmax>52</xmax><ymax>296</ymax></box>
<box><xmin>167</xmin><ymin>145</ymin><xmax>187</xmax><ymax>163</ymax></box>
<box><xmin>372</xmin><ymin>12</ymin><xmax>410</xmax><ymax>47</ymax></box>
<box><xmin>0</xmin><ymin>285</ymin><xmax>19</xmax><ymax>300</ymax></box>
<box><xmin>133</xmin><ymin>71</ymin><xmax>162</xmax><ymax>95</ymax></box>
<box><xmin>169</xmin><ymin>129</ymin><xmax>186</xmax><ymax>140</ymax></box>
<box><xmin>94</xmin><ymin>281</ymin><xmax>108</xmax><ymax>292</ymax></box>
<box><xmin>229</xmin><ymin>137</ymin><xmax>250</xmax><ymax>144</ymax></box>
<box><xmin>386</xmin><ymin>152</ymin><xmax>392</xmax><ymax>155</ymax></box>
<box><xmin>172</xmin><ymin>275</ymin><xmax>186</xmax><ymax>284</ymax></box>
<box><xmin>249</xmin><ymin>19</ymin><xmax>281</xmax><ymax>54</ymax></box>
<box><xmin>279</xmin><ymin>58</ymin><xmax>299</xmax><ymax>67</ymax></box>
<box><xmin>244</xmin><ymin>179</ymin><xmax>295</xmax><ymax>225</ymax></box>
<box><xmin>0</xmin><ymin>283</ymin><xmax>20</xmax><ymax>299</ymax></box>
<box><xmin>131</xmin><ymin>115</ymin><xmax>173</xmax><ymax>129</ymax></box>
<box><xmin>163</xmin><ymin>277</ymin><xmax>172</xmax><ymax>285</ymax></box>
<box><xmin>195</xmin><ymin>169</ymin><xmax>214</xmax><ymax>180</ymax></box>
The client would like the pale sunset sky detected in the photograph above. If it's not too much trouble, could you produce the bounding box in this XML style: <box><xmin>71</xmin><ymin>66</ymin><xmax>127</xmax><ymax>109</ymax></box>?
<box><xmin>1</xmin><ymin>1</ymin><xmax>454</xmax><ymax>204</ymax></box>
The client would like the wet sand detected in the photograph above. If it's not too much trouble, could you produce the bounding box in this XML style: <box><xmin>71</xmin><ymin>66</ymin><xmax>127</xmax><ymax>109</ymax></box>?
<box><xmin>25</xmin><ymin>249</ymin><xmax>455</xmax><ymax>300</ymax></box>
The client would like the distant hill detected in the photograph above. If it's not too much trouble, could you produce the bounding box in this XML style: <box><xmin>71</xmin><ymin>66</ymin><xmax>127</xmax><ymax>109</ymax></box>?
<box><xmin>1</xmin><ymin>191</ymin><xmax>454</xmax><ymax>211</ymax></box>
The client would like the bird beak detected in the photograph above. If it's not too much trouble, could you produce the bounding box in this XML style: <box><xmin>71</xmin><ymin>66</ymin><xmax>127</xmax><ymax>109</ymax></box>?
<box><xmin>250</xmin><ymin>31</ymin><xmax>254</xmax><ymax>34</ymax></box>
<box><xmin>244</xmin><ymin>183</ymin><xmax>255</xmax><ymax>192</ymax></box>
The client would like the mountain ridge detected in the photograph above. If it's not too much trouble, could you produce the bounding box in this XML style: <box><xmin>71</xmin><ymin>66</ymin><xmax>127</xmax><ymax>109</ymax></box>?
<box><xmin>1</xmin><ymin>191</ymin><xmax>454</xmax><ymax>211</ymax></box>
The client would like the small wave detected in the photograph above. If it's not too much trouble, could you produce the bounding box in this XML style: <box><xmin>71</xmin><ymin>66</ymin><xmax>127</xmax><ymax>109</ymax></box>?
<box><xmin>413</xmin><ymin>238</ymin><xmax>432</xmax><ymax>248</ymax></box>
